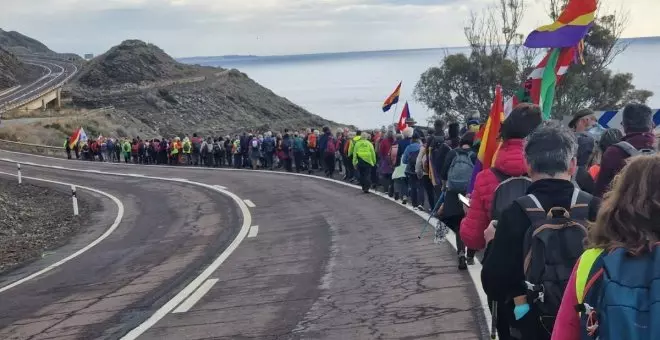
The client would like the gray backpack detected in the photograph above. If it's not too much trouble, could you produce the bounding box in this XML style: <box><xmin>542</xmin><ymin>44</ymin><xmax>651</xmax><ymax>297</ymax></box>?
<box><xmin>446</xmin><ymin>150</ymin><xmax>475</xmax><ymax>192</ymax></box>
<box><xmin>614</xmin><ymin>141</ymin><xmax>656</xmax><ymax>157</ymax></box>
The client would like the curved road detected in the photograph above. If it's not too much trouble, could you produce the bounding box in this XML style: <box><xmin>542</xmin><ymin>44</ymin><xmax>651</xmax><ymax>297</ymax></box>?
<box><xmin>0</xmin><ymin>150</ymin><xmax>487</xmax><ymax>340</ymax></box>
<box><xmin>0</xmin><ymin>57</ymin><xmax>77</xmax><ymax>111</ymax></box>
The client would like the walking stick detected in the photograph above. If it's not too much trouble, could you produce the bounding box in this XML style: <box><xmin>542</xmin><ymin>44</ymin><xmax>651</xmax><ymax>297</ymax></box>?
<box><xmin>491</xmin><ymin>300</ymin><xmax>498</xmax><ymax>339</ymax></box>
<box><xmin>418</xmin><ymin>191</ymin><xmax>445</xmax><ymax>239</ymax></box>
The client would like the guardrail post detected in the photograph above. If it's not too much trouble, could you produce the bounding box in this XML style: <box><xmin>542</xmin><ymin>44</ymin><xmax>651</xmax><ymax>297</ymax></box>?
<box><xmin>17</xmin><ymin>163</ymin><xmax>21</xmax><ymax>184</ymax></box>
<box><xmin>72</xmin><ymin>185</ymin><xmax>79</xmax><ymax>216</ymax></box>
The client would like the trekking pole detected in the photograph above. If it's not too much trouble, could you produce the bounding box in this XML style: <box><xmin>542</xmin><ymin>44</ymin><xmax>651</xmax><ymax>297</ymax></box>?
<box><xmin>17</xmin><ymin>163</ymin><xmax>21</xmax><ymax>185</ymax></box>
<box><xmin>418</xmin><ymin>191</ymin><xmax>445</xmax><ymax>239</ymax></box>
<box><xmin>491</xmin><ymin>300</ymin><xmax>498</xmax><ymax>340</ymax></box>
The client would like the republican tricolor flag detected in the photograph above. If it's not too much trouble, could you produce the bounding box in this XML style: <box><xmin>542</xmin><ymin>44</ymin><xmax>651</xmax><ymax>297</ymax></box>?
<box><xmin>382</xmin><ymin>82</ymin><xmax>401</xmax><ymax>112</ymax></box>
<box><xmin>68</xmin><ymin>127</ymin><xmax>88</xmax><ymax>149</ymax></box>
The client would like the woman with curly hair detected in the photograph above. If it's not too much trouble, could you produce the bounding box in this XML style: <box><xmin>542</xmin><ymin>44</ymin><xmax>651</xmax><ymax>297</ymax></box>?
<box><xmin>552</xmin><ymin>154</ymin><xmax>660</xmax><ymax>340</ymax></box>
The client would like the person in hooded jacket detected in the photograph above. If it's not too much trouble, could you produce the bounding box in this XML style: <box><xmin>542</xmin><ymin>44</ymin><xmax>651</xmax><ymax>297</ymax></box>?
<box><xmin>460</xmin><ymin>103</ymin><xmax>543</xmax><ymax>252</ymax></box>
<box><xmin>594</xmin><ymin>103</ymin><xmax>657</xmax><ymax>197</ymax></box>
<box><xmin>402</xmin><ymin>132</ymin><xmax>423</xmax><ymax>207</ymax></box>
<box><xmin>352</xmin><ymin>131</ymin><xmax>377</xmax><ymax>193</ymax></box>
<box><xmin>428</xmin><ymin>119</ymin><xmax>452</xmax><ymax>198</ymax></box>
<box><xmin>378</xmin><ymin>131</ymin><xmax>395</xmax><ymax>196</ymax></box>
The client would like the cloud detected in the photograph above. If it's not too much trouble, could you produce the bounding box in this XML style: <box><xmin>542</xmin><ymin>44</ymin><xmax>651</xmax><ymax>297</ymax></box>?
<box><xmin>0</xmin><ymin>0</ymin><xmax>657</xmax><ymax>57</ymax></box>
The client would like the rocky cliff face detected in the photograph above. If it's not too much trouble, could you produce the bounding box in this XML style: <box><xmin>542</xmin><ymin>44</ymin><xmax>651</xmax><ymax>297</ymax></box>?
<box><xmin>0</xmin><ymin>47</ymin><xmax>38</xmax><ymax>90</ymax></box>
<box><xmin>71</xmin><ymin>40</ymin><xmax>342</xmax><ymax>136</ymax></box>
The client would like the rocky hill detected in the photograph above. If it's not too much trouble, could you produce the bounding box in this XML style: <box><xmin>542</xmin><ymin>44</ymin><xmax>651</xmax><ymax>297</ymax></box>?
<box><xmin>71</xmin><ymin>40</ymin><xmax>342</xmax><ymax>136</ymax></box>
<box><xmin>0</xmin><ymin>47</ymin><xmax>39</xmax><ymax>90</ymax></box>
<box><xmin>0</xmin><ymin>28</ymin><xmax>54</xmax><ymax>55</ymax></box>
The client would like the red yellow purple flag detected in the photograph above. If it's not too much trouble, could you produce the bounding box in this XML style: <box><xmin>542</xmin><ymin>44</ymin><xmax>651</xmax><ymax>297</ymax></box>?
<box><xmin>524</xmin><ymin>0</ymin><xmax>597</xmax><ymax>48</ymax></box>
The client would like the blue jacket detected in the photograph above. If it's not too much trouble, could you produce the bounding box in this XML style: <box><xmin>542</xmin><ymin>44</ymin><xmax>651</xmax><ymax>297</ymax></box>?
<box><xmin>318</xmin><ymin>132</ymin><xmax>332</xmax><ymax>153</ymax></box>
<box><xmin>396</xmin><ymin>138</ymin><xmax>412</xmax><ymax>166</ymax></box>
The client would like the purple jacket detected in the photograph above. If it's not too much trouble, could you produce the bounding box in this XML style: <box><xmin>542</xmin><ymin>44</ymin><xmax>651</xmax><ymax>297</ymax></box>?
<box><xmin>594</xmin><ymin>132</ymin><xmax>656</xmax><ymax>197</ymax></box>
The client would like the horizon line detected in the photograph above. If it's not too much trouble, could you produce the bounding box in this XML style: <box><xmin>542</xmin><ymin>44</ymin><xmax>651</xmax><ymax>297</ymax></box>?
<box><xmin>177</xmin><ymin>35</ymin><xmax>660</xmax><ymax>60</ymax></box>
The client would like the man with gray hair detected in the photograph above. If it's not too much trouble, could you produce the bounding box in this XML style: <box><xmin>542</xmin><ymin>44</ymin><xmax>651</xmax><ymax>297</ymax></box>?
<box><xmin>481</xmin><ymin>122</ymin><xmax>600</xmax><ymax>339</ymax></box>
<box><xmin>594</xmin><ymin>103</ymin><xmax>657</xmax><ymax>197</ymax></box>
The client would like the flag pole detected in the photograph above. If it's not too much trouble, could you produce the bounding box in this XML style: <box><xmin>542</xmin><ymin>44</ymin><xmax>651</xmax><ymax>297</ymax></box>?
<box><xmin>390</xmin><ymin>101</ymin><xmax>400</xmax><ymax>131</ymax></box>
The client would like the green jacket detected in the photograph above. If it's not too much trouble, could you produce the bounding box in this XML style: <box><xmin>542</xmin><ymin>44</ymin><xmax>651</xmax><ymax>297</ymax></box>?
<box><xmin>352</xmin><ymin>138</ymin><xmax>376</xmax><ymax>167</ymax></box>
<box><xmin>347</xmin><ymin>136</ymin><xmax>361</xmax><ymax>158</ymax></box>
<box><xmin>122</xmin><ymin>141</ymin><xmax>131</xmax><ymax>153</ymax></box>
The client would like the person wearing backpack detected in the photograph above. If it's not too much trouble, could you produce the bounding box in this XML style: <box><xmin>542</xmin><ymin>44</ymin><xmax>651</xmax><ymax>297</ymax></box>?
<box><xmin>402</xmin><ymin>132</ymin><xmax>423</xmax><ymax>207</ymax></box>
<box><xmin>594</xmin><ymin>103</ymin><xmax>657</xmax><ymax>197</ymax></box>
<box><xmin>481</xmin><ymin>123</ymin><xmax>601</xmax><ymax>340</ymax></box>
<box><xmin>428</xmin><ymin>119</ymin><xmax>452</xmax><ymax>198</ymax></box>
<box><xmin>460</xmin><ymin>104</ymin><xmax>542</xmax><ymax>340</ymax></box>
<box><xmin>319</xmin><ymin>127</ymin><xmax>337</xmax><ymax>177</ymax></box>
<box><xmin>439</xmin><ymin>131</ymin><xmax>477</xmax><ymax>270</ymax></box>
<box><xmin>248</xmin><ymin>135</ymin><xmax>261</xmax><ymax>170</ymax></box>
<box><xmin>292</xmin><ymin>132</ymin><xmax>306</xmax><ymax>173</ymax></box>
<box><xmin>552</xmin><ymin>154</ymin><xmax>660</xmax><ymax>340</ymax></box>
<box><xmin>262</xmin><ymin>132</ymin><xmax>275</xmax><ymax>170</ymax></box>
<box><xmin>352</xmin><ymin>131</ymin><xmax>377</xmax><ymax>193</ymax></box>
<box><xmin>190</xmin><ymin>133</ymin><xmax>202</xmax><ymax>166</ymax></box>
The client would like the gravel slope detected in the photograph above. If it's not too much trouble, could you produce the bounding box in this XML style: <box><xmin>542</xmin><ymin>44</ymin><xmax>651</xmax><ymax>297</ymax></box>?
<box><xmin>0</xmin><ymin>178</ymin><xmax>91</xmax><ymax>274</ymax></box>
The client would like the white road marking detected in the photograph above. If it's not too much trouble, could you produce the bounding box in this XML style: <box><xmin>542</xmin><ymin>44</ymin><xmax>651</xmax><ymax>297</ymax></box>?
<box><xmin>243</xmin><ymin>199</ymin><xmax>256</xmax><ymax>208</ymax></box>
<box><xmin>213</xmin><ymin>184</ymin><xmax>227</xmax><ymax>190</ymax></box>
<box><xmin>172</xmin><ymin>278</ymin><xmax>219</xmax><ymax>314</ymax></box>
<box><xmin>0</xmin><ymin>158</ymin><xmax>252</xmax><ymax>339</ymax></box>
<box><xmin>126</xmin><ymin>173</ymin><xmax>146</xmax><ymax>177</ymax></box>
<box><xmin>0</xmin><ymin>148</ymin><xmax>492</xmax><ymax>327</ymax></box>
<box><xmin>248</xmin><ymin>225</ymin><xmax>259</xmax><ymax>238</ymax></box>
<box><xmin>0</xmin><ymin>171</ymin><xmax>124</xmax><ymax>294</ymax></box>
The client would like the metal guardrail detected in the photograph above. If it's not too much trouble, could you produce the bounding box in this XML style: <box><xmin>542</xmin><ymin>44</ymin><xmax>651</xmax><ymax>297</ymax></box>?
<box><xmin>0</xmin><ymin>59</ymin><xmax>78</xmax><ymax>114</ymax></box>
<box><xmin>0</xmin><ymin>138</ymin><xmax>61</xmax><ymax>149</ymax></box>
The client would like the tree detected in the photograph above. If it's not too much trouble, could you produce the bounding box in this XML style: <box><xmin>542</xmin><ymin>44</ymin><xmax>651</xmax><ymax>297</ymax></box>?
<box><xmin>414</xmin><ymin>0</ymin><xmax>653</xmax><ymax>122</ymax></box>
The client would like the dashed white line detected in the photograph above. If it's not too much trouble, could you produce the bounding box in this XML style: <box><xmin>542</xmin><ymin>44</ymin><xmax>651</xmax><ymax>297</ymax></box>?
<box><xmin>248</xmin><ymin>225</ymin><xmax>259</xmax><ymax>238</ymax></box>
<box><xmin>243</xmin><ymin>199</ymin><xmax>256</xmax><ymax>208</ymax></box>
<box><xmin>172</xmin><ymin>278</ymin><xmax>219</xmax><ymax>314</ymax></box>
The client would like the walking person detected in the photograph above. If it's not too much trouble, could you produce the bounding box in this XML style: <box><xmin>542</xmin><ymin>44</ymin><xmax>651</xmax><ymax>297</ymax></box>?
<box><xmin>249</xmin><ymin>135</ymin><xmax>261</xmax><ymax>170</ymax></box>
<box><xmin>319</xmin><ymin>127</ymin><xmax>337</xmax><ymax>177</ymax></box>
<box><xmin>402</xmin><ymin>132</ymin><xmax>423</xmax><ymax>207</ymax></box>
<box><xmin>439</xmin><ymin>131</ymin><xmax>477</xmax><ymax>269</ymax></box>
<box><xmin>352</xmin><ymin>131</ymin><xmax>377</xmax><ymax>193</ymax></box>
<box><xmin>553</xmin><ymin>155</ymin><xmax>660</xmax><ymax>340</ymax></box>
<box><xmin>378</xmin><ymin>131</ymin><xmax>395</xmax><ymax>196</ymax></box>
<box><xmin>64</xmin><ymin>139</ymin><xmax>72</xmax><ymax>159</ymax></box>
<box><xmin>293</xmin><ymin>132</ymin><xmax>305</xmax><ymax>173</ymax></box>
<box><xmin>482</xmin><ymin>123</ymin><xmax>600</xmax><ymax>340</ymax></box>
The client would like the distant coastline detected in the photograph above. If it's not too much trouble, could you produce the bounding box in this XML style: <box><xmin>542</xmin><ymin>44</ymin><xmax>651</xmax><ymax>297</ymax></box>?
<box><xmin>178</xmin><ymin>36</ymin><xmax>660</xmax><ymax>65</ymax></box>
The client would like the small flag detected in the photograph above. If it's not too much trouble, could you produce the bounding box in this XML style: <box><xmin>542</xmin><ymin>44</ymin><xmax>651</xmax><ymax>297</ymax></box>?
<box><xmin>468</xmin><ymin>86</ymin><xmax>504</xmax><ymax>193</ymax></box>
<box><xmin>539</xmin><ymin>48</ymin><xmax>561</xmax><ymax>120</ymax></box>
<box><xmin>397</xmin><ymin>102</ymin><xmax>411</xmax><ymax>132</ymax></box>
<box><xmin>524</xmin><ymin>0</ymin><xmax>597</xmax><ymax>48</ymax></box>
<box><xmin>382</xmin><ymin>82</ymin><xmax>401</xmax><ymax>112</ymax></box>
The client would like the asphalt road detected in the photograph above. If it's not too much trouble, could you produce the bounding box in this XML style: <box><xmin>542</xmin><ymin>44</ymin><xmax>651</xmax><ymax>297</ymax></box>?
<box><xmin>0</xmin><ymin>57</ymin><xmax>77</xmax><ymax>111</ymax></box>
<box><xmin>0</xmin><ymin>150</ymin><xmax>487</xmax><ymax>340</ymax></box>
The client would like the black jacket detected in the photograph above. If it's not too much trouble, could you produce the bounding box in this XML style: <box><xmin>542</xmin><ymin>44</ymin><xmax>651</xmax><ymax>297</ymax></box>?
<box><xmin>481</xmin><ymin>178</ymin><xmax>600</xmax><ymax>300</ymax></box>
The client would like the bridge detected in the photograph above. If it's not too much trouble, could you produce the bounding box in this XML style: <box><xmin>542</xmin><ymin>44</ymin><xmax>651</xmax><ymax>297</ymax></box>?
<box><xmin>0</xmin><ymin>56</ymin><xmax>78</xmax><ymax>113</ymax></box>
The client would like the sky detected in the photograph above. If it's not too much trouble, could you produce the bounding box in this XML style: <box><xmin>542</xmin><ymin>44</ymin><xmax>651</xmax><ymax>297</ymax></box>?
<box><xmin>0</xmin><ymin>0</ymin><xmax>658</xmax><ymax>58</ymax></box>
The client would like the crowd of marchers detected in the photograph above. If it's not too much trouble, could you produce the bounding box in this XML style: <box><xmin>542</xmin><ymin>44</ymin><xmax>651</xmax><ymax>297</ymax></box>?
<box><xmin>62</xmin><ymin>103</ymin><xmax>660</xmax><ymax>340</ymax></box>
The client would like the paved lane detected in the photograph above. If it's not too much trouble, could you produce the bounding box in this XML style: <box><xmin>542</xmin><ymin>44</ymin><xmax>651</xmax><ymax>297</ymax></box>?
<box><xmin>0</xmin><ymin>162</ymin><xmax>240</xmax><ymax>340</ymax></box>
<box><xmin>0</xmin><ymin>57</ymin><xmax>77</xmax><ymax>111</ymax></box>
<box><xmin>0</xmin><ymin>151</ymin><xmax>488</xmax><ymax>339</ymax></box>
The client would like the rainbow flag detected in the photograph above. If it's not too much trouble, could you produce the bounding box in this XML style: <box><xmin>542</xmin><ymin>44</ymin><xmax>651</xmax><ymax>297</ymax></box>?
<box><xmin>524</xmin><ymin>0</ymin><xmax>597</xmax><ymax>48</ymax></box>
<box><xmin>382</xmin><ymin>82</ymin><xmax>401</xmax><ymax>112</ymax></box>
<box><xmin>68</xmin><ymin>127</ymin><xmax>87</xmax><ymax>149</ymax></box>
<box><xmin>468</xmin><ymin>86</ymin><xmax>504</xmax><ymax>193</ymax></box>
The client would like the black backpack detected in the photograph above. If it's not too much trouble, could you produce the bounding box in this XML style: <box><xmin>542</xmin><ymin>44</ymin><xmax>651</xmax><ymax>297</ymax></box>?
<box><xmin>213</xmin><ymin>142</ymin><xmax>222</xmax><ymax>155</ymax></box>
<box><xmin>490</xmin><ymin>168</ymin><xmax>532</xmax><ymax>222</ymax></box>
<box><xmin>517</xmin><ymin>188</ymin><xmax>592</xmax><ymax>335</ymax></box>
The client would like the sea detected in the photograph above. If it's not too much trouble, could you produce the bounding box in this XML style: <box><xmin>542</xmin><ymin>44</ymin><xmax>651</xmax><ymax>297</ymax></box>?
<box><xmin>180</xmin><ymin>37</ymin><xmax>660</xmax><ymax>129</ymax></box>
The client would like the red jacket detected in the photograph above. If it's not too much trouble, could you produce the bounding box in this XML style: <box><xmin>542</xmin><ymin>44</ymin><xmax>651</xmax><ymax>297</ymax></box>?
<box><xmin>378</xmin><ymin>137</ymin><xmax>393</xmax><ymax>159</ymax></box>
<box><xmin>459</xmin><ymin>139</ymin><xmax>528</xmax><ymax>250</ymax></box>
<box><xmin>594</xmin><ymin>132</ymin><xmax>656</xmax><ymax>197</ymax></box>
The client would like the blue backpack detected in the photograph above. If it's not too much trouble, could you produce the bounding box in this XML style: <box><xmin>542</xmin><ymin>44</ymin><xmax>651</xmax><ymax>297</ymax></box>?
<box><xmin>576</xmin><ymin>247</ymin><xmax>660</xmax><ymax>340</ymax></box>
